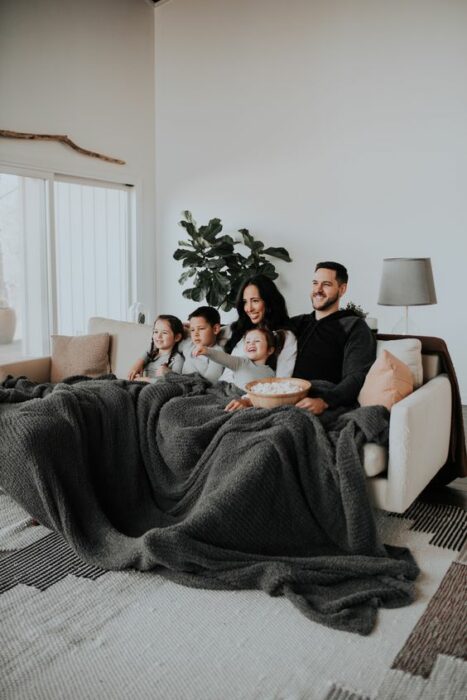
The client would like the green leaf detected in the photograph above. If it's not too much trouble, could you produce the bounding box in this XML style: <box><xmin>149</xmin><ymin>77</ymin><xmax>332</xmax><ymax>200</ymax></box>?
<box><xmin>262</xmin><ymin>246</ymin><xmax>292</xmax><ymax>262</ymax></box>
<box><xmin>178</xmin><ymin>269</ymin><xmax>195</xmax><ymax>285</ymax></box>
<box><xmin>251</xmin><ymin>240</ymin><xmax>264</xmax><ymax>252</ymax></box>
<box><xmin>173</xmin><ymin>248</ymin><xmax>193</xmax><ymax>261</ymax></box>
<box><xmin>213</xmin><ymin>271</ymin><xmax>230</xmax><ymax>290</ymax></box>
<box><xmin>201</xmin><ymin>218</ymin><xmax>223</xmax><ymax>242</ymax></box>
<box><xmin>179</xmin><ymin>220</ymin><xmax>198</xmax><ymax>238</ymax></box>
<box><xmin>238</xmin><ymin>228</ymin><xmax>255</xmax><ymax>248</ymax></box>
<box><xmin>182</xmin><ymin>252</ymin><xmax>203</xmax><ymax>267</ymax></box>
<box><xmin>182</xmin><ymin>210</ymin><xmax>195</xmax><ymax>224</ymax></box>
<box><xmin>191</xmin><ymin>286</ymin><xmax>204</xmax><ymax>302</ymax></box>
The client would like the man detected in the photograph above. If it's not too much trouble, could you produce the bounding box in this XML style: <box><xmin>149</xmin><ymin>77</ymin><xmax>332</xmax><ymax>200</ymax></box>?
<box><xmin>292</xmin><ymin>261</ymin><xmax>376</xmax><ymax>415</ymax></box>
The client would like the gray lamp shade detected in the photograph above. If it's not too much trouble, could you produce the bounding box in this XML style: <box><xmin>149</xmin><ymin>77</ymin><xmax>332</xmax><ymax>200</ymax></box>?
<box><xmin>378</xmin><ymin>258</ymin><xmax>437</xmax><ymax>306</ymax></box>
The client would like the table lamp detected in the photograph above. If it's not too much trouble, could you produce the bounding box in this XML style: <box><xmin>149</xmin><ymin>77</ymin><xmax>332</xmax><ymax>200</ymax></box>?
<box><xmin>377</xmin><ymin>257</ymin><xmax>437</xmax><ymax>334</ymax></box>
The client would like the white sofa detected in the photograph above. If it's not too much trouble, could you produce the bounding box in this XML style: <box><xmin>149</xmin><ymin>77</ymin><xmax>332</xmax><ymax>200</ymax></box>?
<box><xmin>0</xmin><ymin>316</ymin><xmax>452</xmax><ymax>514</ymax></box>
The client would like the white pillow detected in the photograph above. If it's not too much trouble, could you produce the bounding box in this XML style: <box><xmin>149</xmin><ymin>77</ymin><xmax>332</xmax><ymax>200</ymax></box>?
<box><xmin>376</xmin><ymin>338</ymin><xmax>423</xmax><ymax>388</ymax></box>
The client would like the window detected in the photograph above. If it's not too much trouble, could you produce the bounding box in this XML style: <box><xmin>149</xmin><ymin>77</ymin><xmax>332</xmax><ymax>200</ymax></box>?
<box><xmin>54</xmin><ymin>178</ymin><xmax>132</xmax><ymax>336</ymax></box>
<box><xmin>0</xmin><ymin>170</ymin><xmax>135</xmax><ymax>362</ymax></box>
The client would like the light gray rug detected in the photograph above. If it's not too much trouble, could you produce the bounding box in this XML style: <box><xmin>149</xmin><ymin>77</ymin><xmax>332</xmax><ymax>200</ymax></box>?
<box><xmin>0</xmin><ymin>492</ymin><xmax>465</xmax><ymax>700</ymax></box>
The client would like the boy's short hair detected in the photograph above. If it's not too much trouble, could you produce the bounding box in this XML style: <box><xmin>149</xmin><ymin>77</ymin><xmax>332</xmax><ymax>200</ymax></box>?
<box><xmin>188</xmin><ymin>306</ymin><xmax>221</xmax><ymax>326</ymax></box>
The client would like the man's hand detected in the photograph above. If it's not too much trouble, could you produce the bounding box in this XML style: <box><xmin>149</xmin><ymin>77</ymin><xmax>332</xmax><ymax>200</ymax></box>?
<box><xmin>295</xmin><ymin>397</ymin><xmax>329</xmax><ymax>415</ymax></box>
<box><xmin>225</xmin><ymin>397</ymin><xmax>253</xmax><ymax>412</ymax></box>
<box><xmin>128</xmin><ymin>358</ymin><xmax>145</xmax><ymax>380</ymax></box>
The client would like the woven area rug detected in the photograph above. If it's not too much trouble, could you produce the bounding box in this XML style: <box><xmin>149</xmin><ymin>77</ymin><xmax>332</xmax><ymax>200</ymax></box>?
<box><xmin>0</xmin><ymin>491</ymin><xmax>466</xmax><ymax>700</ymax></box>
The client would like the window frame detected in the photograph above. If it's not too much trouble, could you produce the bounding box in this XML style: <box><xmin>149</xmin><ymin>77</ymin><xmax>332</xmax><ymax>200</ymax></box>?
<box><xmin>0</xmin><ymin>160</ymin><xmax>139</xmax><ymax>354</ymax></box>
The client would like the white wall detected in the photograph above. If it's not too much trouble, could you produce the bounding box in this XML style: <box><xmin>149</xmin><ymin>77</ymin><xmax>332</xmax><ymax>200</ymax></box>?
<box><xmin>0</xmin><ymin>0</ymin><xmax>156</xmax><ymax>317</ymax></box>
<box><xmin>154</xmin><ymin>0</ymin><xmax>467</xmax><ymax>401</ymax></box>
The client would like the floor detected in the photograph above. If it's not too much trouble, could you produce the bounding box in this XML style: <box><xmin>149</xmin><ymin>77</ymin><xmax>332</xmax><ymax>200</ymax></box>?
<box><xmin>420</xmin><ymin>405</ymin><xmax>467</xmax><ymax>510</ymax></box>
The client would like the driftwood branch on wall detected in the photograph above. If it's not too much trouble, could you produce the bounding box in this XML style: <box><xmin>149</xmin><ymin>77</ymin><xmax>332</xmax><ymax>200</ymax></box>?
<box><xmin>0</xmin><ymin>129</ymin><xmax>126</xmax><ymax>165</ymax></box>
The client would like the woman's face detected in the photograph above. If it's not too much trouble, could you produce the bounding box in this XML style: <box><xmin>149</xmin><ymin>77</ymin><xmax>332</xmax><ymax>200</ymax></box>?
<box><xmin>242</xmin><ymin>285</ymin><xmax>266</xmax><ymax>325</ymax></box>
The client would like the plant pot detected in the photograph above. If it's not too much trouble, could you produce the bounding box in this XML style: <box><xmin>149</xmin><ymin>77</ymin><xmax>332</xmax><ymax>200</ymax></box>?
<box><xmin>0</xmin><ymin>306</ymin><xmax>16</xmax><ymax>344</ymax></box>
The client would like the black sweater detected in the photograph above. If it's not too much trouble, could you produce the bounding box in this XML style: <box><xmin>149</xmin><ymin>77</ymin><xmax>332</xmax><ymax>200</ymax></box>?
<box><xmin>291</xmin><ymin>310</ymin><xmax>376</xmax><ymax>408</ymax></box>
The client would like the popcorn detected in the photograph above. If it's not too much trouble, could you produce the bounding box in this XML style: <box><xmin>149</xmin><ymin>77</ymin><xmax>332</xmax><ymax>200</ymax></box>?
<box><xmin>249</xmin><ymin>380</ymin><xmax>303</xmax><ymax>395</ymax></box>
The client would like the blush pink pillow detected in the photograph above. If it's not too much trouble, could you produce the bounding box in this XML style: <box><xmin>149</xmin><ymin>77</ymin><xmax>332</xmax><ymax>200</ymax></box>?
<box><xmin>358</xmin><ymin>350</ymin><xmax>413</xmax><ymax>410</ymax></box>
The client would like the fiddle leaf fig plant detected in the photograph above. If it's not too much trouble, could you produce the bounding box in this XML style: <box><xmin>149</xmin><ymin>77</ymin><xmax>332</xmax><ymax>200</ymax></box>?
<box><xmin>173</xmin><ymin>211</ymin><xmax>292</xmax><ymax>311</ymax></box>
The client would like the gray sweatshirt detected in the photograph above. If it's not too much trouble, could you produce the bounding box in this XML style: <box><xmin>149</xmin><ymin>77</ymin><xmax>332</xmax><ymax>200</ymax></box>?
<box><xmin>144</xmin><ymin>351</ymin><xmax>184</xmax><ymax>382</ymax></box>
<box><xmin>204</xmin><ymin>347</ymin><xmax>274</xmax><ymax>391</ymax></box>
<box><xmin>179</xmin><ymin>340</ymin><xmax>224</xmax><ymax>383</ymax></box>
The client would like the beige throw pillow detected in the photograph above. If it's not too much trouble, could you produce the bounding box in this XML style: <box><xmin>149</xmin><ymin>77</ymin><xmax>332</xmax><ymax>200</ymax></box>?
<box><xmin>376</xmin><ymin>338</ymin><xmax>423</xmax><ymax>388</ymax></box>
<box><xmin>51</xmin><ymin>333</ymin><xmax>110</xmax><ymax>383</ymax></box>
<box><xmin>358</xmin><ymin>349</ymin><xmax>413</xmax><ymax>410</ymax></box>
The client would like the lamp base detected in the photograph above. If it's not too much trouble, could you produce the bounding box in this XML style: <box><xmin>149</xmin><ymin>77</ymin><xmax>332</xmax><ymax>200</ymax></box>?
<box><xmin>391</xmin><ymin>307</ymin><xmax>420</xmax><ymax>336</ymax></box>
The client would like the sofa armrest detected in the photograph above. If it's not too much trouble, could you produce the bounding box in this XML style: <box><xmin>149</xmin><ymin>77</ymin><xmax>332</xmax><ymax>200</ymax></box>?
<box><xmin>383</xmin><ymin>374</ymin><xmax>451</xmax><ymax>512</ymax></box>
<box><xmin>0</xmin><ymin>357</ymin><xmax>52</xmax><ymax>383</ymax></box>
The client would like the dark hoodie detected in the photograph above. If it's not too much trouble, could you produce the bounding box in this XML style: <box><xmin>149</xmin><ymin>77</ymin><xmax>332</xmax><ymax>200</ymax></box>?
<box><xmin>291</xmin><ymin>309</ymin><xmax>376</xmax><ymax>408</ymax></box>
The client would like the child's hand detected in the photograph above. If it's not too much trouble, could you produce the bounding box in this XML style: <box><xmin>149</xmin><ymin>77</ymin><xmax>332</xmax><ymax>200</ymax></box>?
<box><xmin>135</xmin><ymin>376</ymin><xmax>151</xmax><ymax>383</ymax></box>
<box><xmin>156</xmin><ymin>364</ymin><xmax>170</xmax><ymax>376</ymax></box>
<box><xmin>128</xmin><ymin>358</ymin><xmax>145</xmax><ymax>380</ymax></box>
<box><xmin>192</xmin><ymin>345</ymin><xmax>207</xmax><ymax>357</ymax></box>
<box><xmin>225</xmin><ymin>397</ymin><xmax>253</xmax><ymax>412</ymax></box>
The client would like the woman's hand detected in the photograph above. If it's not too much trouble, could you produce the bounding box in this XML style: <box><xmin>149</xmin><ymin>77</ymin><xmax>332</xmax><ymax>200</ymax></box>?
<box><xmin>128</xmin><ymin>359</ymin><xmax>145</xmax><ymax>380</ymax></box>
<box><xmin>224</xmin><ymin>397</ymin><xmax>253</xmax><ymax>412</ymax></box>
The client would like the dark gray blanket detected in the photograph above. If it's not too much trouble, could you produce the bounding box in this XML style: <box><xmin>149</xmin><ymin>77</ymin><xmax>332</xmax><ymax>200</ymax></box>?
<box><xmin>0</xmin><ymin>374</ymin><xmax>419</xmax><ymax>635</ymax></box>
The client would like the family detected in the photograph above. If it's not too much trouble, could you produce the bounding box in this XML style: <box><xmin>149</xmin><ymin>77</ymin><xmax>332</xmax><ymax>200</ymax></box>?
<box><xmin>127</xmin><ymin>261</ymin><xmax>376</xmax><ymax>415</ymax></box>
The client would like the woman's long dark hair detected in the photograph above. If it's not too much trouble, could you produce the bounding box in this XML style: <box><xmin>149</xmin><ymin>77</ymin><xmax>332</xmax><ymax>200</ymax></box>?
<box><xmin>147</xmin><ymin>314</ymin><xmax>184</xmax><ymax>366</ymax></box>
<box><xmin>224</xmin><ymin>274</ymin><xmax>292</xmax><ymax>354</ymax></box>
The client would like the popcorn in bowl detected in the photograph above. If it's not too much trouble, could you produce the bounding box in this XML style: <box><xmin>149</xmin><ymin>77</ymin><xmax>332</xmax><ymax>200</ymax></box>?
<box><xmin>245</xmin><ymin>377</ymin><xmax>312</xmax><ymax>408</ymax></box>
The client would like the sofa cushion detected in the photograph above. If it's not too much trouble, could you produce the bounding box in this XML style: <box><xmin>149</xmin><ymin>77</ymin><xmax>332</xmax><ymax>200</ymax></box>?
<box><xmin>51</xmin><ymin>333</ymin><xmax>110</xmax><ymax>383</ymax></box>
<box><xmin>363</xmin><ymin>443</ymin><xmax>388</xmax><ymax>477</ymax></box>
<box><xmin>87</xmin><ymin>317</ymin><xmax>152</xmax><ymax>379</ymax></box>
<box><xmin>358</xmin><ymin>349</ymin><xmax>413</xmax><ymax>410</ymax></box>
<box><xmin>376</xmin><ymin>337</ymin><xmax>423</xmax><ymax>388</ymax></box>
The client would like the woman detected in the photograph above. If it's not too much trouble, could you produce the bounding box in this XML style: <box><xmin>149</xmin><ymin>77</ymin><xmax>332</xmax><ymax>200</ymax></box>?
<box><xmin>222</xmin><ymin>274</ymin><xmax>297</xmax><ymax>377</ymax></box>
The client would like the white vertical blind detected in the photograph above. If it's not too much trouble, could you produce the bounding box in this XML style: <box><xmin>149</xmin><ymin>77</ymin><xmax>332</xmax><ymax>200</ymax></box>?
<box><xmin>0</xmin><ymin>169</ymin><xmax>135</xmax><ymax>361</ymax></box>
<box><xmin>54</xmin><ymin>179</ymin><xmax>131</xmax><ymax>335</ymax></box>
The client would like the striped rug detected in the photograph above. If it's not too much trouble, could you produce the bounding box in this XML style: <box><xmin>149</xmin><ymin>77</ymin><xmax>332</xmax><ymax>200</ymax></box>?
<box><xmin>1</xmin><ymin>491</ymin><xmax>466</xmax><ymax>700</ymax></box>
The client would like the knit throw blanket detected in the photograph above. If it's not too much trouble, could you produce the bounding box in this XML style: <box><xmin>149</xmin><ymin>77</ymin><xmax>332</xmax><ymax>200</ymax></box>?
<box><xmin>0</xmin><ymin>374</ymin><xmax>419</xmax><ymax>635</ymax></box>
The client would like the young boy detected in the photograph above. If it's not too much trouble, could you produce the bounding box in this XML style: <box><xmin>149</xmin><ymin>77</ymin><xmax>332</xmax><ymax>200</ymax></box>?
<box><xmin>180</xmin><ymin>306</ymin><xmax>224</xmax><ymax>383</ymax></box>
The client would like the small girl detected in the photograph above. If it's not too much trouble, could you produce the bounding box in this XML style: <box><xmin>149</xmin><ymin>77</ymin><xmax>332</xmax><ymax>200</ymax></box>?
<box><xmin>193</xmin><ymin>327</ymin><xmax>280</xmax><ymax>390</ymax></box>
<box><xmin>131</xmin><ymin>314</ymin><xmax>184</xmax><ymax>382</ymax></box>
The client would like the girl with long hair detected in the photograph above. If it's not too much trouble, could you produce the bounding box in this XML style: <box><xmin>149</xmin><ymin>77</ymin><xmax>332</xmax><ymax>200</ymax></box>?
<box><xmin>130</xmin><ymin>314</ymin><xmax>184</xmax><ymax>382</ymax></box>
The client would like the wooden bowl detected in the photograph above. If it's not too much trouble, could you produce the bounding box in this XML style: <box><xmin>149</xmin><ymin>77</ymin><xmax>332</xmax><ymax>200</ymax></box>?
<box><xmin>245</xmin><ymin>377</ymin><xmax>311</xmax><ymax>408</ymax></box>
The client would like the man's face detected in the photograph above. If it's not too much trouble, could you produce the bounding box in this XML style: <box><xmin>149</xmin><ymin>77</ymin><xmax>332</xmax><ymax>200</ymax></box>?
<box><xmin>311</xmin><ymin>268</ymin><xmax>346</xmax><ymax>313</ymax></box>
<box><xmin>189</xmin><ymin>316</ymin><xmax>219</xmax><ymax>347</ymax></box>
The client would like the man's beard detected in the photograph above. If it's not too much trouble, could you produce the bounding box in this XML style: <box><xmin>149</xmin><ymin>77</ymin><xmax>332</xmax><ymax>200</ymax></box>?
<box><xmin>312</xmin><ymin>290</ymin><xmax>339</xmax><ymax>312</ymax></box>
